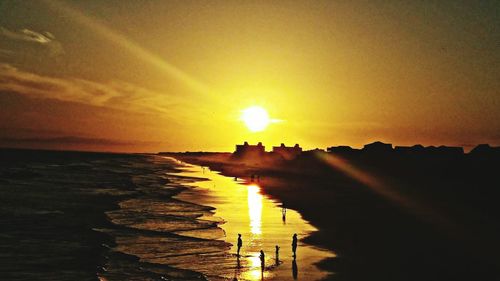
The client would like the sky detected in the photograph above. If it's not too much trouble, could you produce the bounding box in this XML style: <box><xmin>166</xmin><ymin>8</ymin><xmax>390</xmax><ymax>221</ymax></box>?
<box><xmin>0</xmin><ymin>0</ymin><xmax>499</xmax><ymax>152</ymax></box>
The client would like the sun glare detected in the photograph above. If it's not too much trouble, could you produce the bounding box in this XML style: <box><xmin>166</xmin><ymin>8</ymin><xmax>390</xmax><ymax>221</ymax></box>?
<box><xmin>241</xmin><ymin>106</ymin><xmax>270</xmax><ymax>132</ymax></box>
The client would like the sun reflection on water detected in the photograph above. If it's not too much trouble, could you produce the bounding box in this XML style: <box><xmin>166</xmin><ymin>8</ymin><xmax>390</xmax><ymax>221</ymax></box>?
<box><xmin>248</xmin><ymin>254</ymin><xmax>263</xmax><ymax>279</ymax></box>
<box><xmin>172</xmin><ymin>161</ymin><xmax>335</xmax><ymax>281</ymax></box>
<box><xmin>247</xmin><ymin>184</ymin><xmax>263</xmax><ymax>235</ymax></box>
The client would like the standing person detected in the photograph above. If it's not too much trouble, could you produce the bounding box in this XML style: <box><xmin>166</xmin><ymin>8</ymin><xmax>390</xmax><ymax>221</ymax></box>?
<box><xmin>259</xmin><ymin>250</ymin><xmax>265</xmax><ymax>270</ymax></box>
<box><xmin>237</xmin><ymin>234</ymin><xmax>242</xmax><ymax>257</ymax></box>
<box><xmin>292</xmin><ymin>233</ymin><xmax>298</xmax><ymax>258</ymax></box>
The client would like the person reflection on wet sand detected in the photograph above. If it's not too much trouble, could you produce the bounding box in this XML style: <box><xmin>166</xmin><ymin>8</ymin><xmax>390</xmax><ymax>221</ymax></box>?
<box><xmin>260</xmin><ymin>250</ymin><xmax>265</xmax><ymax>271</ymax></box>
<box><xmin>292</xmin><ymin>233</ymin><xmax>298</xmax><ymax>258</ymax></box>
<box><xmin>275</xmin><ymin>245</ymin><xmax>280</xmax><ymax>265</ymax></box>
<box><xmin>292</xmin><ymin>258</ymin><xmax>298</xmax><ymax>280</ymax></box>
<box><xmin>234</xmin><ymin>256</ymin><xmax>241</xmax><ymax>280</ymax></box>
<box><xmin>237</xmin><ymin>234</ymin><xmax>242</xmax><ymax>257</ymax></box>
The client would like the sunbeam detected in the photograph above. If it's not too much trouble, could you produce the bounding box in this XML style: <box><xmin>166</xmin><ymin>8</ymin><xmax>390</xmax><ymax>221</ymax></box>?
<box><xmin>315</xmin><ymin>152</ymin><xmax>455</xmax><ymax>232</ymax></box>
<box><xmin>42</xmin><ymin>0</ymin><xmax>210</xmax><ymax>95</ymax></box>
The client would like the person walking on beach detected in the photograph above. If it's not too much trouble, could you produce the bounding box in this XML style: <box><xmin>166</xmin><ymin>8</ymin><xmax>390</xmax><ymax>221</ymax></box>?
<box><xmin>259</xmin><ymin>250</ymin><xmax>265</xmax><ymax>270</ymax></box>
<box><xmin>292</xmin><ymin>233</ymin><xmax>298</xmax><ymax>258</ymax></box>
<box><xmin>237</xmin><ymin>234</ymin><xmax>242</xmax><ymax>257</ymax></box>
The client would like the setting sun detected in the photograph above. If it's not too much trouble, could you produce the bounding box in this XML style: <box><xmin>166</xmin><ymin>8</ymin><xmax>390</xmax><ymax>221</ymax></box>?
<box><xmin>2</xmin><ymin>2</ymin><xmax>499</xmax><ymax>280</ymax></box>
<box><xmin>241</xmin><ymin>106</ymin><xmax>270</xmax><ymax>132</ymax></box>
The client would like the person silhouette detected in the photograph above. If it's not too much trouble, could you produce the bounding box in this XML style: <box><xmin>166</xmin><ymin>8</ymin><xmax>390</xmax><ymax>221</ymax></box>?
<box><xmin>292</xmin><ymin>258</ymin><xmax>298</xmax><ymax>279</ymax></box>
<box><xmin>282</xmin><ymin>207</ymin><xmax>287</xmax><ymax>224</ymax></box>
<box><xmin>275</xmin><ymin>245</ymin><xmax>280</xmax><ymax>264</ymax></box>
<box><xmin>237</xmin><ymin>234</ymin><xmax>242</xmax><ymax>257</ymax></box>
<box><xmin>292</xmin><ymin>233</ymin><xmax>298</xmax><ymax>258</ymax></box>
<box><xmin>259</xmin><ymin>250</ymin><xmax>265</xmax><ymax>271</ymax></box>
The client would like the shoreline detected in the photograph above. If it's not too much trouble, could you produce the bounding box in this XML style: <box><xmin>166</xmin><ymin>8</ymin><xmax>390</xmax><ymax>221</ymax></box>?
<box><xmin>167</xmin><ymin>152</ymin><xmax>500</xmax><ymax>281</ymax></box>
<box><xmin>171</xmin><ymin>156</ymin><xmax>340</xmax><ymax>278</ymax></box>
<box><xmin>171</xmin><ymin>158</ymin><xmax>335</xmax><ymax>280</ymax></box>
<box><xmin>3</xmin><ymin>148</ymin><xmax>499</xmax><ymax>280</ymax></box>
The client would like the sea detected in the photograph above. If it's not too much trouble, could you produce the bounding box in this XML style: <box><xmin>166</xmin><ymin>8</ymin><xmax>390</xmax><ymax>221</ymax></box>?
<box><xmin>0</xmin><ymin>149</ymin><xmax>333</xmax><ymax>281</ymax></box>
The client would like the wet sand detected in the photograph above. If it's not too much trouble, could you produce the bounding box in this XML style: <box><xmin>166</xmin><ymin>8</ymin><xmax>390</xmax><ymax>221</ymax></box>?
<box><xmin>168</xmin><ymin>152</ymin><xmax>500</xmax><ymax>281</ymax></box>
<box><xmin>172</xmin><ymin>161</ymin><xmax>335</xmax><ymax>281</ymax></box>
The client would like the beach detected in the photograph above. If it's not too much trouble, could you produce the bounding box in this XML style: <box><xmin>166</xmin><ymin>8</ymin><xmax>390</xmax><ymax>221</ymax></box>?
<box><xmin>0</xmin><ymin>149</ymin><xmax>334</xmax><ymax>280</ymax></box>
<box><xmin>172</xmin><ymin>161</ymin><xmax>334</xmax><ymax>280</ymax></box>
<box><xmin>169</xmin><ymin>151</ymin><xmax>500</xmax><ymax>281</ymax></box>
<box><xmin>3</xmin><ymin>147</ymin><xmax>499</xmax><ymax>280</ymax></box>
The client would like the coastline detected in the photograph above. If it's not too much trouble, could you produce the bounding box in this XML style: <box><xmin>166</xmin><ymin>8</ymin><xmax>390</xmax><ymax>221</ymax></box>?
<box><xmin>168</xmin><ymin>151</ymin><xmax>500</xmax><ymax>281</ymax></box>
<box><xmin>171</xmin><ymin>156</ymin><xmax>340</xmax><ymax>275</ymax></box>
<box><xmin>170</xmin><ymin>159</ymin><xmax>335</xmax><ymax>280</ymax></box>
<box><xmin>0</xmin><ymin>150</ymin><xmax>225</xmax><ymax>281</ymax></box>
<box><xmin>3</xmin><ymin>148</ymin><xmax>499</xmax><ymax>280</ymax></box>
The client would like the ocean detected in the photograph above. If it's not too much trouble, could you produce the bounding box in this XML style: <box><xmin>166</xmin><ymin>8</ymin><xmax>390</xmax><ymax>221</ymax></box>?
<box><xmin>0</xmin><ymin>149</ymin><xmax>333</xmax><ymax>281</ymax></box>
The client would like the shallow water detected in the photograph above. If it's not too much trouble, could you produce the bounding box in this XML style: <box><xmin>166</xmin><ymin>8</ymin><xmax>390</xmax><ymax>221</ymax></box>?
<box><xmin>1</xmin><ymin>151</ymin><xmax>334</xmax><ymax>280</ymax></box>
<box><xmin>173</xmin><ymin>161</ymin><xmax>335</xmax><ymax>281</ymax></box>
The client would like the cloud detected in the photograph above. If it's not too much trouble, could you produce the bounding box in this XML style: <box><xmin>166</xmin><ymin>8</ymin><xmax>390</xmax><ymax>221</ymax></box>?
<box><xmin>0</xmin><ymin>136</ymin><xmax>137</xmax><ymax>146</ymax></box>
<box><xmin>0</xmin><ymin>26</ymin><xmax>63</xmax><ymax>56</ymax></box>
<box><xmin>0</xmin><ymin>63</ymin><xmax>184</xmax><ymax>115</ymax></box>
<box><xmin>0</xmin><ymin>49</ymin><xmax>14</xmax><ymax>57</ymax></box>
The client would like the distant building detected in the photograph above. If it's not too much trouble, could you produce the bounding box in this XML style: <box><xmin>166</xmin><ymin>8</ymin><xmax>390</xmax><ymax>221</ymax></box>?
<box><xmin>363</xmin><ymin>141</ymin><xmax>393</xmax><ymax>153</ymax></box>
<box><xmin>327</xmin><ymin>145</ymin><xmax>358</xmax><ymax>154</ymax></box>
<box><xmin>308</xmin><ymin>148</ymin><xmax>326</xmax><ymax>153</ymax></box>
<box><xmin>233</xmin><ymin>141</ymin><xmax>266</xmax><ymax>159</ymax></box>
<box><xmin>423</xmin><ymin>145</ymin><xmax>464</xmax><ymax>156</ymax></box>
<box><xmin>394</xmin><ymin>144</ymin><xmax>425</xmax><ymax>154</ymax></box>
<box><xmin>435</xmin><ymin>145</ymin><xmax>464</xmax><ymax>155</ymax></box>
<box><xmin>272</xmin><ymin>143</ymin><xmax>302</xmax><ymax>160</ymax></box>
<box><xmin>469</xmin><ymin>144</ymin><xmax>500</xmax><ymax>156</ymax></box>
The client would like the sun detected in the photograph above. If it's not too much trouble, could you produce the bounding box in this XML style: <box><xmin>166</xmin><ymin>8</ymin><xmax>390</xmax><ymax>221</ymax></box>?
<box><xmin>241</xmin><ymin>106</ymin><xmax>270</xmax><ymax>132</ymax></box>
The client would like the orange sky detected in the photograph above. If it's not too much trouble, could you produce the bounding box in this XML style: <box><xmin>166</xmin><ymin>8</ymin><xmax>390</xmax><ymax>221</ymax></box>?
<box><xmin>1</xmin><ymin>1</ymin><xmax>499</xmax><ymax>152</ymax></box>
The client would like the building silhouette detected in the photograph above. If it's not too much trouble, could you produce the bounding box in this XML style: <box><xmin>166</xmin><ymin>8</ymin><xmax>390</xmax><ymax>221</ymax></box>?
<box><xmin>394</xmin><ymin>144</ymin><xmax>425</xmax><ymax>155</ymax></box>
<box><xmin>327</xmin><ymin>145</ymin><xmax>359</xmax><ymax>155</ymax></box>
<box><xmin>363</xmin><ymin>141</ymin><xmax>393</xmax><ymax>154</ymax></box>
<box><xmin>233</xmin><ymin>142</ymin><xmax>266</xmax><ymax>159</ymax></box>
<box><xmin>470</xmin><ymin>144</ymin><xmax>500</xmax><ymax>157</ymax></box>
<box><xmin>272</xmin><ymin>143</ymin><xmax>303</xmax><ymax>160</ymax></box>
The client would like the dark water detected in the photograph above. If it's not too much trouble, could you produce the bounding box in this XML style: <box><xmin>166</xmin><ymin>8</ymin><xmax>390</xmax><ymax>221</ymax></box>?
<box><xmin>0</xmin><ymin>149</ymin><xmax>230</xmax><ymax>281</ymax></box>
<box><xmin>1</xmin><ymin>149</ymin><xmax>333</xmax><ymax>281</ymax></box>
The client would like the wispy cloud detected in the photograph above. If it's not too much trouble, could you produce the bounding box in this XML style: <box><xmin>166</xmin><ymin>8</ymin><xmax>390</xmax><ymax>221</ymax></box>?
<box><xmin>0</xmin><ymin>26</ymin><xmax>63</xmax><ymax>56</ymax></box>
<box><xmin>0</xmin><ymin>127</ymin><xmax>163</xmax><ymax>149</ymax></box>
<box><xmin>42</xmin><ymin>0</ymin><xmax>210</xmax><ymax>95</ymax></box>
<box><xmin>0</xmin><ymin>136</ymin><xmax>137</xmax><ymax>146</ymax></box>
<box><xmin>0</xmin><ymin>48</ymin><xmax>15</xmax><ymax>57</ymax></box>
<box><xmin>0</xmin><ymin>63</ymin><xmax>184</xmax><ymax>115</ymax></box>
